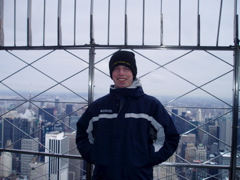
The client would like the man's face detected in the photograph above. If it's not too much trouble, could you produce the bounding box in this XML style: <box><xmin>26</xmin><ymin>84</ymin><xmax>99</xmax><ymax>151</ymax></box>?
<box><xmin>112</xmin><ymin>65</ymin><xmax>134</xmax><ymax>88</ymax></box>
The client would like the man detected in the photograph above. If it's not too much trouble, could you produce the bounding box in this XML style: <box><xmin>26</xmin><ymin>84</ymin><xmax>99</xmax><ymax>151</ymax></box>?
<box><xmin>76</xmin><ymin>50</ymin><xmax>180</xmax><ymax>180</ymax></box>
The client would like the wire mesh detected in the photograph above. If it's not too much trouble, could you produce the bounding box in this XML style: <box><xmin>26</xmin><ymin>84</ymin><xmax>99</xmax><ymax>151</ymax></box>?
<box><xmin>0</xmin><ymin>0</ymin><xmax>239</xmax><ymax>179</ymax></box>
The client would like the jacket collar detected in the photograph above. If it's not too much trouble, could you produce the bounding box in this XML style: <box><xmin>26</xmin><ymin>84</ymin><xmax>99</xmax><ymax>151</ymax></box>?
<box><xmin>110</xmin><ymin>78</ymin><xmax>142</xmax><ymax>90</ymax></box>
<box><xmin>110</xmin><ymin>78</ymin><xmax>144</xmax><ymax>98</ymax></box>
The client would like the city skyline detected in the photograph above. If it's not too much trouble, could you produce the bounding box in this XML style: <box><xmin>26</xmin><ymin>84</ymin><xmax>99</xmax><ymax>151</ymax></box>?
<box><xmin>0</xmin><ymin>93</ymin><xmax>235</xmax><ymax>179</ymax></box>
<box><xmin>0</xmin><ymin>0</ymin><xmax>239</xmax><ymax>179</ymax></box>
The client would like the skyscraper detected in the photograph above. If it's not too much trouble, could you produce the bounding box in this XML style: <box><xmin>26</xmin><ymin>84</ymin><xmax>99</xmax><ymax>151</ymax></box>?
<box><xmin>45</xmin><ymin>131</ymin><xmax>69</xmax><ymax>180</ymax></box>
<box><xmin>155</xmin><ymin>154</ymin><xmax>177</xmax><ymax>180</ymax></box>
<box><xmin>196</xmin><ymin>108</ymin><xmax>203</xmax><ymax>122</ymax></box>
<box><xmin>20</xmin><ymin>138</ymin><xmax>39</xmax><ymax>175</ymax></box>
<box><xmin>0</xmin><ymin>118</ymin><xmax>13</xmax><ymax>149</ymax></box>
<box><xmin>195</xmin><ymin>144</ymin><xmax>206</xmax><ymax>162</ymax></box>
<box><xmin>208</xmin><ymin>124</ymin><xmax>218</xmax><ymax>146</ymax></box>
<box><xmin>39</xmin><ymin>121</ymin><xmax>54</xmax><ymax>162</ymax></box>
<box><xmin>65</xmin><ymin>132</ymin><xmax>83</xmax><ymax>180</ymax></box>
<box><xmin>219</xmin><ymin>115</ymin><xmax>232</xmax><ymax>151</ymax></box>
<box><xmin>0</xmin><ymin>140</ymin><xmax>13</xmax><ymax>177</ymax></box>
<box><xmin>55</xmin><ymin>96</ymin><xmax>61</xmax><ymax>115</ymax></box>
<box><xmin>185</xmin><ymin>143</ymin><xmax>196</xmax><ymax>163</ymax></box>
<box><xmin>39</xmin><ymin>108</ymin><xmax>55</xmax><ymax>122</ymax></box>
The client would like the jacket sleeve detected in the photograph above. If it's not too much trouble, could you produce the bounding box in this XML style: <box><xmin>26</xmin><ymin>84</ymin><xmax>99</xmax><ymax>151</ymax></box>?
<box><xmin>76</xmin><ymin>107</ymin><xmax>94</xmax><ymax>164</ymax></box>
<box><xmin>149</xmin><ymin>101</ymin><xmax>180</xmax><ymax>166</ymax></box>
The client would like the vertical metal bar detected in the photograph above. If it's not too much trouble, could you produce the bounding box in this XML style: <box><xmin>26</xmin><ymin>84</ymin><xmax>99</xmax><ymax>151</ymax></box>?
<box><xmin>197</xmin><ymin>0</ymin><xmax>200</xmax><ymax>46</ymax></box>
<box><xmin>0</xmin><ymin>0</ymin><xmax>4</xmax><ymax>46</ymax></box>
<box><xmin>88</xmin><ymin>48</ymin><xmax>95</xmax><ymax>106</ymax></box>
<box><xmin>160</xmin><ymin>0</ymin><xmax>163</xmax><ymax>46</ymax></box>
<box><xmin>74</xmin><ymin>0</ymin><xmax>77</xmax><ymax>45</ymax></box>
<box><xmin>178</xmin><ymin>0</ymin><xmax>181</xmax><ymax>46</ymax></box>
<box><xmin>57</xmin><ymin>156</ymin><xmax>60</xmax><ymax>180</ymax></box>
<box><xmin>107</xmin><ymin>0</ymin><xmax>110</xmax><ymax>45</ymax></box>
<box><xmin>57</xmin><ymin>0</ymin><xmax>62</xmax><ymax>46</ymax></box>
<box><xmin>86</xmin><ymin>49</ymin><xmax>95</xmax><ymax>180</ymax></box>
<box><xmin>216</xmin><ymin>0</ymin><xmax>223</xmax><ymax>46</ymax></box>
<box><xmin>230</xmin><ymin>46</ymin><xmax>239</xmax><ymax>179</ymax></box>
<box><xmin>197</xmin><ymin>15</ymin><xmax>200</xmax><ymax>46</ymax></box>
<box><xmin>89</xmin><ymin>0</ymin><xmax>95</xmax><ymax>103</ymax></box>
<box><xmin>229</xmin><ymin>0</ymin><xmax>239</xmax><ymax>178</ymax></box>
<box><xmin>124</xmin><ymin>0</ymin><xmax>127</xmax><ymax>45</ymax></box>
<box><xmin>86</xmin><ymin>2</ymin><xmax>95</xmax><ymax>179</ymax></box>
<box><xmin>43</xmin><ymin>0</ymin><xmax>46</xmax><ymax>46</ymax></box>
<box><xmin>142</xmin><ymin>0</ymin><xmax>145</xmax><ymax>45</ymax></box>
<box><xmin>27</xmin><ymin>0</ymin><xmax>32</xmax><ymax>46</ymax></box>
<box><xmin>90</xmin><ymin>0</ymin><xmax>94</xmax><ymax>44</ymax></box>
<box><xmin>14</xmin><ymin>0</ymin><xmax>16</xmax><ymax>46</ymax></box>
<box><xmin>229</xmin><ymin>26</ymin><xmax>239</xmax><ymax>180</ymax></box>
<box><xmin>1</xmin><ymin>116</ymin><xmax>3</xmax><ymax>148</ymax></box>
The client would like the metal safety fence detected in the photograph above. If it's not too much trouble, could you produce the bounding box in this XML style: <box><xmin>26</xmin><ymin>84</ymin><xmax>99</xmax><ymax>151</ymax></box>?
<box><xmin>0</xmin><ymin>0</ymin><xmax>239</xmax><ymax>179</ymax></box>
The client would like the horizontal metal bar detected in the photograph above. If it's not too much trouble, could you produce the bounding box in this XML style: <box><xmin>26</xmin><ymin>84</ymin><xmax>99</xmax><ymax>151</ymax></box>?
<box><xmin>0</xmin><ymin>45</ymin><xmax>235</xmax><ymax>51</ymax></box>
<box><xmin>158</xmin><ymin>162</ymin><xmax>240</xmax><ymax>170</ymax></box>
<box><xmin>1</xmin><ymin>148</ymin><xmax>239</xmax><ymax>170</ymax></box>
<box><xmin>0</xmin><ymin>98</ymin><xmax>87</xmax><ymax>105</ymax></box>
<box><xmin>0</xmin><ymin>148</ymin><xmax>82</xmax><ymax>160</ymax></box>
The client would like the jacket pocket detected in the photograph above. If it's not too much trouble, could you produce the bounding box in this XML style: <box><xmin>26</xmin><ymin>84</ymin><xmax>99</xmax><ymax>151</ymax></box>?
<box><xmin>146</xmin><ymin>145</ymin><xmax>160</xmax><ymax>167</ymax></box>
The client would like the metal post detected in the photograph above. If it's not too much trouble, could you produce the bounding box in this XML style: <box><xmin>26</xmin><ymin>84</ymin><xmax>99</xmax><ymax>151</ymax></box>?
<box><xmin>14</xmin><ymin>0</ymin><xmax>16</xmax><ymax>46</ymax></box>
<box><xmin>124</xmin><ymin>0</ymin><xmax>128</xmax><ymax>45</ymax></box>
<box><xmin>27</xmin><ymin>0</ymin><xmax>32</xmax><ymax>46</ymax></box>
<box><xmin>85</xmin><ymin>1</ymin><xmax>95</xmax><ymax>179</ymax></box>
<box><xmin>107</xmin><ymin>0</ymin><xmax>110</xmax><ymax>45</ymax></box>
<box><xmin>229</xmin><ymin>0</ymin><xmax>239</xmax><ymax>178</ymax></box>
<box><xmin>230</xmin><ymin>31</ymin><xmax>239</xmax><ymax>180</ymax></box>
<box><xmin>0</xmin><ymin>0</ymin><xmax>4</xmax><ymax>46</ymax></box>
<box><xmin>43</xmin><ymin>0</ymin><xmax>46</xmax><ymax>46</ymax></box>
<box><xmin>160</xmin><ymin>0</ymin><xmax>163</xmax><ymax>46</ymax></box>
<box><xmin>89</xmin><ymin>0</ymin><xmax>95</xmax><ymax>104</ymax></box>
<box><xmin>57</xmin><ymin>0</ymin><xmax>62</xmax><ymax>46</ymax></box>
<box><xmin>178</xmin><ymin>0</ymin><xmax>181</xmax><ymax>46</ymax></box>
<box><xmin>142</xmin><ymin>0</ymin><xmax>145</xmax><ymax>45</ymax></box>
<box><xmin>90</xmin><ymin>0</ymin><xmax>94</xmax><ymax>45</ymax></box>
<box><xmin>88</xmin><ymin>47</ymin><xmax>95</xmax><ymax>106</ymax></box>
<box><xmin>1</xmin><ymin>116</ymin><xmax>4</xmax><ymax>148</ymax></box>
<box><xmin>74</xmin><ymin>0</ymin><xmax>77</xmax><ymax>45</ymax></box>
<box><xmin>197</xmin><ymin>0</ymin><xmax>200</xmax><ymax>46</ymax></box>
<box><xmin>216</xmin><ymin>0</ymin><xmax>223</xmax><ymax>46</ymax></box>
<box><xmin>86</xmin><ymin>47</ymin><xmax>95</xmax><ymax>180</ymax></box>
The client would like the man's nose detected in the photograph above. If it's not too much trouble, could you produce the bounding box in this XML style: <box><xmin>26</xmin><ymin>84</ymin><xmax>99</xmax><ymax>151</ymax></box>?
<box><xmin>118</xmin><ymin>68</ymin><xmax>125</xmax><ymax>75</ymax></box>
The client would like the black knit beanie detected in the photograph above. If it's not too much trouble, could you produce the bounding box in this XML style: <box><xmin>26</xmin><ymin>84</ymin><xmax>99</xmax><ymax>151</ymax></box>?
<box><xmin>109</xmin><ymin>51</ymin><xmax>137</xmax><ymax>79</ymax></box>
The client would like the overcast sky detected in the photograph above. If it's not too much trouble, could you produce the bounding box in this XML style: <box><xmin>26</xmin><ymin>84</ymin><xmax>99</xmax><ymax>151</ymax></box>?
<box><xmin>0</xmin><ymin>0</ymin><xmax>239</xmax><ymax>104</ymax></box>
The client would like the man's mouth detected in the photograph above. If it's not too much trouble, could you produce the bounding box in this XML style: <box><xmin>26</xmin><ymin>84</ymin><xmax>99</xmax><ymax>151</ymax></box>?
<box><xmin>118</xmin><ymin>78</ymin><xmax>126</xmax><ymax>82</ymax></box>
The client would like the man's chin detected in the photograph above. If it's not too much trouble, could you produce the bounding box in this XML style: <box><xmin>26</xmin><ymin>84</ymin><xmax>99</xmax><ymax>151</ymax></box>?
<box><xmin>115</xmin><ymin>84</ymin><xmax>128</xmax><ymax>88</ymax></box>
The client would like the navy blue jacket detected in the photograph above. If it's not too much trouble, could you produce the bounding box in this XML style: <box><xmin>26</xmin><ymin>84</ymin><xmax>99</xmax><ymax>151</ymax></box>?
<box><xmin>76</xmin><ymin>79</ymin><xmax>180</xmax><ymax>180</ymax></box>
